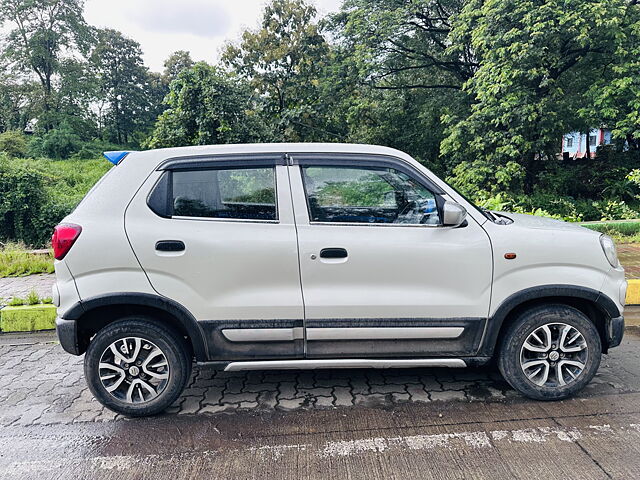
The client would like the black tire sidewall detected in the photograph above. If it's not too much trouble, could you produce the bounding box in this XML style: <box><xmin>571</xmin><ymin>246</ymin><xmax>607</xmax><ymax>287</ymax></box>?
<box><xmin>498</xmin><ymin>305</ymin><xmax>602</xmax><ymax>401</ymax></box>
<box><xmin>84</xmin><ymin>317</ymin><xmax>191</xmax><ymax>416</ymax></box>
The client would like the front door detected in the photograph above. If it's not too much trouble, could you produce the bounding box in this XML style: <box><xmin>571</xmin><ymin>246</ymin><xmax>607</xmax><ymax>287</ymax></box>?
<box><xmin>288</xmin><ymin>154</ymin><xmax>493</xmax><ymax>359</ymax></box>
<box><xmin>125</xmin><ymin>154</ymin><xmax>304</xmax><ymax>361</ymax></box>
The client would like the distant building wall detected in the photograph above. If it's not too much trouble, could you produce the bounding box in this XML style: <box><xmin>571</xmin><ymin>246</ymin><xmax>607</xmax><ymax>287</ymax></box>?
<box><xmin>562</xmin><ymin>128</ymin><xmax>612</xmax><ymax>159</ymax></box>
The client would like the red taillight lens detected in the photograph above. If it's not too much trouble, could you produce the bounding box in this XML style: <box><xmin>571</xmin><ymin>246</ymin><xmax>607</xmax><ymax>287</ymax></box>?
<box><xmin>51</xmin><ymin>223</ymin><xmax>82</xmax><ymax>260</ymax></box>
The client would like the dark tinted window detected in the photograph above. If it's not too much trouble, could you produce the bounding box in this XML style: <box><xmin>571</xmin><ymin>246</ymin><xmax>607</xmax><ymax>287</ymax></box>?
<box><xmin>301</xmin><ymin>166</ymin><xmax>439</xmax><ymax>225</ymax></box>
<box><xmin>172</xmin><ymin>167</ymin><xmax>276</xmax><ymax>220</ymax></box>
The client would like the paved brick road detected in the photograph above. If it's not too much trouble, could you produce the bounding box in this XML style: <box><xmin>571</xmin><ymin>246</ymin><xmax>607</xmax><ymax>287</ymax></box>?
<box><xmin>0</xmin><ymin>331</ymin><xmax>637</xmax><ymax>427</ymax></box>
<box><xmin>619</xmin><ymin>243</ymin><xmax>640</xmax><ymax>279</ymax></box>
<box><xmin>0</xmin><ymin>274</ymin><xmax>55</xmax><ymax>304</ymax></box>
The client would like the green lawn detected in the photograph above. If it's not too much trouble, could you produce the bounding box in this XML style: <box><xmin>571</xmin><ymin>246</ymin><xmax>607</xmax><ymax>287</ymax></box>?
<box><xmin>0</xmin><ymin>243</ymin><xmax>54</xmax><ymax>277</ymax></box>
<box><xmin>581</xmin><ymin>220</ymin><xmax>640</xmax><ymax>243</ymax></box>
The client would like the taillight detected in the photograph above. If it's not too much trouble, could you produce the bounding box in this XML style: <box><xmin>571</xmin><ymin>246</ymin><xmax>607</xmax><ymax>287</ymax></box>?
<box><xmin>51</xmin><ymin>223</ymin><xmax>82</xmax><ymax>260</ymax></box>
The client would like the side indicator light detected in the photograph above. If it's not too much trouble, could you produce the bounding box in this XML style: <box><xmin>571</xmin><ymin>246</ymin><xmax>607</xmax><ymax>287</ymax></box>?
<box><xmin>504</xmin><ymin>253</ymin><xmax>517</xmax><ymax>260</ymax></box>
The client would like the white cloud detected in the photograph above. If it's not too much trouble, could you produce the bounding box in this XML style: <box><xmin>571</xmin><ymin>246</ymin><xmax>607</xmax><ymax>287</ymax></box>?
<box><xmin>127</xmin><ymin>0</ymin><xmax>231</xmax><ymax>38</ymax></box>
<box><xmin>83</xmin><ymin>0</ymin><xmax>343</xmax><ymax>72</ymax></box>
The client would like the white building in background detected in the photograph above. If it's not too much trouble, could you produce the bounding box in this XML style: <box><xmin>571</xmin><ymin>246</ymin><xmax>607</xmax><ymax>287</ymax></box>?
<box><xmin>562</xmin><ymin>128</ymin><xmax>612</xmax><ymax>159</ymax></box>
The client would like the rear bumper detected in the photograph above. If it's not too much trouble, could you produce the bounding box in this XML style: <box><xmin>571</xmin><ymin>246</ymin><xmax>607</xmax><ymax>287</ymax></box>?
<box><xmin>56</xmin><ymin>317</ymin><xmax>80</xmax><ymax>355</ymax></box>
<box><xmin>606</xmin><ymin>314</ymin><xmax>625</xmax><ymax>349</ymax></box>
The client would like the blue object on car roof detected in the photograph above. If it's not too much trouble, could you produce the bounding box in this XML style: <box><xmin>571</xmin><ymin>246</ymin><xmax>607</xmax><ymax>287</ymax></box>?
<box><xmin>103</xmin><ymin>151</ymin><xmax>133</xmax><ymax>165</ymax></box>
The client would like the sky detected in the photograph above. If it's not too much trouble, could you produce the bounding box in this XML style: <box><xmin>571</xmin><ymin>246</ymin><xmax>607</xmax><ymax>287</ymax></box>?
<box><xmin>84</xmin><ymin>0</ymin><xmax>344</xmax><ymax>73</ymax></box>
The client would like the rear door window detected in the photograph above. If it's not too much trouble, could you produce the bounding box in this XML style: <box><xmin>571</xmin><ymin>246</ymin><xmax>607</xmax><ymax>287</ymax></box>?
<box><xmin>150</xmin><ymin>166</ymin><xmax>278</xmax><ymax>221</ymax></box>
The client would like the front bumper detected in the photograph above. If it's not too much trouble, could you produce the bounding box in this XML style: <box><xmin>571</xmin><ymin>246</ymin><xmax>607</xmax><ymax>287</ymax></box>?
<box><xmin>56</xmin><ymin>317</ymin><xmax>80</xmax><ymax>355</ymax></box>
<box><xmin>606</xmin><ymin>314</ymin><xmax>625</xmax><ymax>349</ymax></box>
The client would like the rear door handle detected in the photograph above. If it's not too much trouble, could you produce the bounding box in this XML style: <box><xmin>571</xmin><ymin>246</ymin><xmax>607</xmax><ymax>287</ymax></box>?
<box><xmin>320</xmin><ymin>248</ymin><xmax>348</xmax><ymax>259</ymax></box>
<box><xmin>155</xmin><ymin>240</ymin><xmax>185</xmax><ymax>252</ymax></box>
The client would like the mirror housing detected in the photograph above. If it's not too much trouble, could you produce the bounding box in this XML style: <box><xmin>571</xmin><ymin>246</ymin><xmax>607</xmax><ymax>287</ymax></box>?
<box><xmin>442</xmin><ymin>201</ymin><xmax>467</xmax><ymax>227</ymax></box>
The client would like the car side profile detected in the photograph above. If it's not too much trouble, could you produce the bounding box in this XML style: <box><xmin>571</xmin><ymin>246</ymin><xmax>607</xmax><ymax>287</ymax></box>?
<box><xmin>52</xmin><ymin>143</ymin><xmax>627</xmax><ymax>416</ymax></box>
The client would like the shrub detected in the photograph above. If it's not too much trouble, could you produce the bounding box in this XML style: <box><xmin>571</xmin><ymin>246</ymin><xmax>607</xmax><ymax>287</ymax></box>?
<box><xmin>28</xmin><ymin>125</ymin><xmax>82</xmax><ymax>159</ymax></box>
<box><xmin>593</xmin><ymin>200</ymin><xmax>639</xmax><ymax>221</ymax></box>
<box><xmin>0</xmin><ymin>157</ymin><xmax>111</xmax><ymax>247</ymax></box>
<box><xmin>26</xmin><ymin>290</ymin><xmax>40</xmax><ymax>305</ymax></box>
<box><xmin>0</xmin><ymin>130</ymin><xmax>27</xmax><ymax>158</ymax></box>
<box><xmin>0</xmin><ymin>158</ymin><xmax>50</xmax><ymax>245</ymax></box>
<box><xmin>8</xmin><ymin>296</ymin><xmax>25</xmax><ymax>306</ymax></box>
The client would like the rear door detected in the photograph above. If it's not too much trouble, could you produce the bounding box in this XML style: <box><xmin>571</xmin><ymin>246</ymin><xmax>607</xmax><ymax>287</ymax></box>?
<box><xmin>288</xmin><ymin>154</ymin><xmax>493</xmax><ymax>359</ymax></box>
<box><xmin>125</xmin><ymin>154</ymin><xmax>304</xmax><ymax>361</ymax></box>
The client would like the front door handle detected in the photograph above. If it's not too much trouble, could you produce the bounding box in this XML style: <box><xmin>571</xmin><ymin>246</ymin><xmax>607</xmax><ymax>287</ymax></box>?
<box><xmin>155</xmin><ymin>240</ymin><xmax>185</xmax><ymax>252</ymax></box>
<box><xmin>320</xmin><ymin>248</ymin><xmax>348</xmax><ymax>259</ymax></box>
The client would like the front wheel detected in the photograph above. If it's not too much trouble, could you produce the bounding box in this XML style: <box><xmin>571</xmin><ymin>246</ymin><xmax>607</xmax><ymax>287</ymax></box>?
<box><xmin>498</xmin><ymin>305</ymin><xmax>602</xmax><ymax>401</ymax></box>
<box><xmin>84</xmin><ymin>317</ymin><xmax>192</xmax><ymax>416</ymax></box>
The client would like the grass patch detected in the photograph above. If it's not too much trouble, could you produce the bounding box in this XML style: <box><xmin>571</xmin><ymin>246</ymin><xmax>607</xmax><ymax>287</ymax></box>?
<box><xmin>582</xmin><ymin>221</ymin><xmax>640</xmax><ymax>243</ymax></box>
<box><xmin>7</xmin><ymin>290</ymin><xmax>53</xmax><ymax>306</ymax></box>
<box><xmin>0</xmin><ymin>243</ymin><xmax>54</xmax><ymax>277</ymax></box>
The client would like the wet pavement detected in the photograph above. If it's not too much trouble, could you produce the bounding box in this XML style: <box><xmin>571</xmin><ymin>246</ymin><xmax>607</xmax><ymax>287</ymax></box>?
<box><xmin>0</xmin><ymin>273</ymin><xmax>55</xmax><ymax>305</ymax></box>
<box><xmin>1</xmin><ymin>329</ymin><xmax>640</xmax><ymax>478</ymax></box>
<box><xmin>618</xmin><ymin>244</ymin><xmax>640</xmax><ymax>279</ymax></box>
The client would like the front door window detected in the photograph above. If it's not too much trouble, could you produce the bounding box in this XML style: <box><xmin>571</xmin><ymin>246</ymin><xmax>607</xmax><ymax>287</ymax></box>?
<box><xmin>301</xmin><ymin>166</ymin><xmax>440</xmax><ymax>225</ymax></box>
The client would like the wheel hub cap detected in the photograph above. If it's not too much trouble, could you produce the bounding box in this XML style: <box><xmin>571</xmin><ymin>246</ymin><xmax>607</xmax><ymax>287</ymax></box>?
<box><xmin>99</xmin><ymin>337</ymin><xmax>170</xmax><ymax>404</ymax></box>
<box><xmin>520</xmin><ymin>323</ymin><xmax>588</xmax><ymax>388</ymax></box>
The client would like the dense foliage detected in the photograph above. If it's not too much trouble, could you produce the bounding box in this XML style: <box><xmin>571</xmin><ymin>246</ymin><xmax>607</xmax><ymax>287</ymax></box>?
<box><xmin>0</xmin><ymin>154</ymin><xmax>110</xmax><ymax>245</ymax></box>
<box><xmin>1</xmin><ymin>0</ymin><xmax>640</xmax><ymax>245</ymax></box>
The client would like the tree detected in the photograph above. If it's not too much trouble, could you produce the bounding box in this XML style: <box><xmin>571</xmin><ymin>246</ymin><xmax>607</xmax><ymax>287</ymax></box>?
<box><xmin>331</xmin><ymin>0</ymin><xmax>471</xmax><ymax>92</ymax></box>
<box><xmin>317</xmin><ymin>1</ymin><xmax>468</xmax><ymax>172</ymax></box>
<box><xmin>583</xmin><ymin>2</ymin><xmax>640</xmax><ymax>150</ymax></box>
<box><xmin>91</xmin><ymin>28</ymin><xmax>150</xmax><ymax>144</ymax></box>
<box><xmin>0</xmin><ymin>0</ymin><xmax>90</xmax><ymax>129</ymax></box>
<box><xmin>145</xmin><ymin>62</ymin><xmax>270</xmax><ymax>149</ymax></box>
<box><xmin>0</xmin><ymin>75</ymin><xmax>40</xmax><ymax>132</ymax></box>
<box><xmin>55</xmin><ymin>58</ymin><xmax>99</xmax><ymax>139</ymax></box>
<box><xmin>441</xmin><ymin>0</ymin><xmax>635</xmax><ymax>193</ymax></box>
<box><xmin>163</xmin><ymin>50</ymin><xmax>194</xmax><ymax>84</ymax></box>
<box><xmin>222</xmin><ymin>0</ymin><xmax>332</xmax><ymax>140</ymax></box>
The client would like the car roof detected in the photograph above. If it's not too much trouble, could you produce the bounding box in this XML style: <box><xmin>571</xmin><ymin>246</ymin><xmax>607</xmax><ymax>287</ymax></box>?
<box><xmin>129</xmin><ymin>143</ymin><xmax>412</xmax><ymax>164</ymax></box>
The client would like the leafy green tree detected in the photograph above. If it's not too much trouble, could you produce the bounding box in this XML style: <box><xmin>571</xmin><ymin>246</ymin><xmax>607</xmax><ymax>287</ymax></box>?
<box><xmin>222</xmin><ymin>0</ymin><xmax>332</xmax><ymax>140</ymax></box>
<box><xmin>55</xmin><ymin>58</ymin><xmax>99</xmax><ymax>139</ymax></box>
<box><xmin>145</xmin><ymin>62</ymin><xmax>270</xmax><ymax>148</ymax></box>
<box><xmin>91</xmin><ymin>28</ymin><xmax>150</xmax><ymax>144</ymax></box>
<box><xmin>0</xmin><ymin>0</ymin><xmax>90</xmax><ymax>129</ymax></box>
<box><xmin>583</xmin><ymin>3</ymin><xmax>640</xmax><ymax>150</ymax></box>
<box><xmin>0</xmin><ymin>76</ymin><xmax>40</xmax><ymax>132</ymax></box>
<box><xmin>163</xmin><ymin>50</ymin><xmax>194</xmax><ymax>84</ymax></box>
<box><xmin>442</xmin><ymin>0</ymin><xmax>634</xmax><ymax>191</ymax></box>
<box><xmin>0</xmin><ymin>130</ymin><xmax>27</xmax><ymax>157</ymax></box>
<box><xmin>325</xmin><ymin>0</ymin><xmax>471</xmax><ymax>172</ymax></box>
<box><xmin>331</xmin><ymin>0</ymin><xmax>471</xmax><ymax>91</ymax></box>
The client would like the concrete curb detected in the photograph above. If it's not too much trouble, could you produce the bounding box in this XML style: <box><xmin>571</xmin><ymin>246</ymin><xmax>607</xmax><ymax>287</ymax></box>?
<box><xmin>626</xmin><ymin>279</ymin><xmax>640</xmax><ymax>306</ymax></box>
<box><xmin>0</xmin><ymin>304</ymin><xmax>56</xmax><ymax>333</ymax></box>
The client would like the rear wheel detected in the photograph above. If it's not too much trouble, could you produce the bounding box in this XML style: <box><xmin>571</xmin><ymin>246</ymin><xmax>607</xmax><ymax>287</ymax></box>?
<box><xmin>498</xmin><ymin>305</ymin><xmax>601</xmax><ymax>401</ymax></box>
<box><xmin>84</xmin><ymin>317</ymin><xmax>192</xmax><ymax>416</ymax></box>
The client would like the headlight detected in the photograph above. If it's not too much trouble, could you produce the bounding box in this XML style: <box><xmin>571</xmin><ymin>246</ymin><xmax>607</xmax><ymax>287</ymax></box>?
<box><xmin>600</xmin><ymin>234</ymin><xmax>619</xmax><ymax>267</ymax></box>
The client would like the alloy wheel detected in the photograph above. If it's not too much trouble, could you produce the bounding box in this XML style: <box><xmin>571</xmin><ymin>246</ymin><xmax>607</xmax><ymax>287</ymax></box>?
<box><xmin>519</xmin><ymin>322</ymin><xmax>588</xmax><ymax>388</ymax></box>
<box><xmin>98</xmin><ymin>337</ymin><xmax>170</xmax><ymax>404</ymax></box>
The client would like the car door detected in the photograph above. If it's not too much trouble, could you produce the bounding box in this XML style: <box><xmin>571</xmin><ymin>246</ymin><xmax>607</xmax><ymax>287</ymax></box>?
<box><xmin>288</xmin><ymin>153</ymin><xmax>493</xmax><ymax>359</ymax></box>
<box><xmin>125</xmin><ymin>154</ymin><xmax>304</xmax><ymax>361</ymax></box>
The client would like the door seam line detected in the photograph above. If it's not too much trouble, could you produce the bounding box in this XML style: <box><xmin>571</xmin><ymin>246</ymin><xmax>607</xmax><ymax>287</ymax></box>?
<box><xmin>285</xmin><ymin>160</ymin><xmax>308</xmax><ymax>357</ymax></box>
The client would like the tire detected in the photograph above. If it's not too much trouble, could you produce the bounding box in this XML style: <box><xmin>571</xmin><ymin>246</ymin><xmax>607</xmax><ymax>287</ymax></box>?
<box><xmin>498</xmin><ymin>304</ymin><xmax>602</xmax><ymax>401</ymax></box>
<box><xmin>84</xmin><ymin>317</ymin><xmax>192</xmax><ymax>416</ymax></box>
